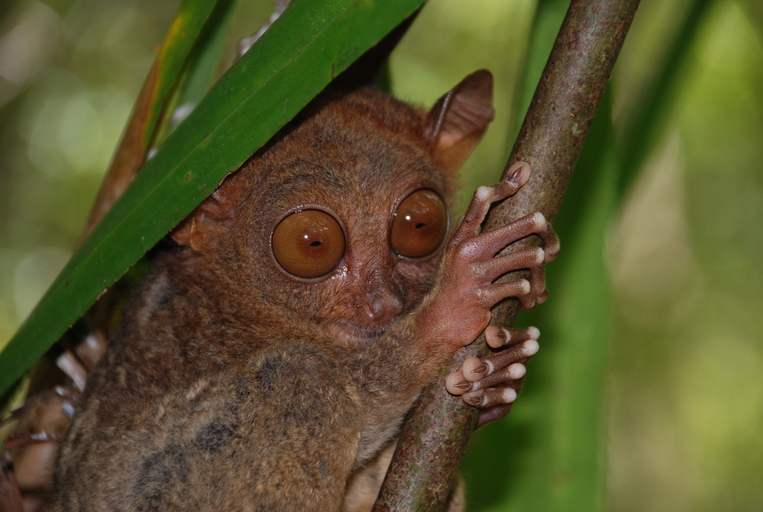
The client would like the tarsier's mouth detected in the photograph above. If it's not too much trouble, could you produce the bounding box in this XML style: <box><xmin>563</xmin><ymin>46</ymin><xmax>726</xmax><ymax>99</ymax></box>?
<box><xmin>327</xmin><ymin>320</ymin><xmax>394</xmax><ymax>349</ymax></box>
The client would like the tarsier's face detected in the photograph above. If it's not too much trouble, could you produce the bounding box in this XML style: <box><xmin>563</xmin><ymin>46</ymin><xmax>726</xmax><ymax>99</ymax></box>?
<box><xmin>178</xmin><ymin>88</ymin><xmax>457</xmax><ymax>349</ymax></box>
<box><xmin>269</xmin><ymin>185</ymin><xmax>450</xmax><ymax>347</ymax></box>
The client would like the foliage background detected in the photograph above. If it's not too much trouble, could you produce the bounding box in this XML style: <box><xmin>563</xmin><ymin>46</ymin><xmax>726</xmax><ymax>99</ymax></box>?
<box><xmin>0</xmin><ymin>0</ymin><xmax>761</xmax><ymax>510</ymax></box>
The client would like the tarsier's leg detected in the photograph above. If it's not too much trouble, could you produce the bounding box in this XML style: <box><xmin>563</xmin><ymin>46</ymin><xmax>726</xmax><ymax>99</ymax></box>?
<box><xmin>444</xmin><ymin>161</ymin><xmax>559</xmax><ymax>426</ymax></box>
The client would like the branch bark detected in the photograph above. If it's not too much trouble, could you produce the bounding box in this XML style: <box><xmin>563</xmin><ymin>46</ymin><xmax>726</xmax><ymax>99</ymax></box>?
<box><xmin>373</xmin><ymin>0</ymin><xmax>641</xmax><ymax>510</ymax></box>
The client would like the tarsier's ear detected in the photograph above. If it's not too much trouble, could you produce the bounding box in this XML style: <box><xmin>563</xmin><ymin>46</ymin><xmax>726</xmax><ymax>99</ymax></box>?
<box><xmin>425</xmin><ymin>69</ymin><xmax>494</xmax><ymax>177</ymax></box>
<box><xmin>171</xmin><ymin>184</ymin><xmax>234</xmax><ymax>253</ymax></box>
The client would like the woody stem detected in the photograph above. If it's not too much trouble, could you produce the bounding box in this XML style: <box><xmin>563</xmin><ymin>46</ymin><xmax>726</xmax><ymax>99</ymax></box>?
<box><xmin>373</xmin><ymin>0</ymin><xmax>641</xmax><ymax>510</ymax></box>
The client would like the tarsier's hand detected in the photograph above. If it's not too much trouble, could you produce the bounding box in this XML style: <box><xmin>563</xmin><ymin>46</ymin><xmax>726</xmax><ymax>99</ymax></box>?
<box><xmin>422</xmin><ymin>162</ymin><xmax>558</xmax><ymax>352</ymax></box>
<box><xmin>440</xmin><ymin>161</ymin><xmax>559</xmax><ymax>426</ymax></box>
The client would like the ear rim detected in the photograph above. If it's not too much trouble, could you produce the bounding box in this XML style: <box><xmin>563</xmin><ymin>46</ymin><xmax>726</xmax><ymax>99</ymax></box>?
<box><xmin>169</xmin><ymin>185</ymin><xmax>235</xmax><ymax>252</ymax></box>
<box><xmin>424</xmin><ymin>69</ymin><xmax>495</xmax><ymax>176</ymax></box>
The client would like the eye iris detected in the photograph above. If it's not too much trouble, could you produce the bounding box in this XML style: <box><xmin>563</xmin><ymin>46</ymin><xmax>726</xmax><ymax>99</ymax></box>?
<box><xmin>391</xmin><ymin>189</ymin><xmax>447</xmax><ymax>258</ymax></box>
<box><xmin>272</xmin><ymin>210</ymin><xmax>345</xmax><ymax>278</ymax></box>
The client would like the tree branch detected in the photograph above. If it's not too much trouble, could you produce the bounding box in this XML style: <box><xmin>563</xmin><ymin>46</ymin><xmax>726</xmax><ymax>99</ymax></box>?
<box><xmin>373</xmin><ymin>0</ymin><xmax>641</xmax><ymax>510</ymax></box>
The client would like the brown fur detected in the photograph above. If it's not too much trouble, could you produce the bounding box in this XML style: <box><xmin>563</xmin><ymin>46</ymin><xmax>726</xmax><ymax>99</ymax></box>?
<box><xmin>50</xmin><ymin>74</ymin><xmax>497</xmax><ymax>511</ymax></box>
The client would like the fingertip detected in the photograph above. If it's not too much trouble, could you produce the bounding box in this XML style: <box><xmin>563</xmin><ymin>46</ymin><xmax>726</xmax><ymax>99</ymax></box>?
<box><xmin>502</xmin><ymin>388</ymin><xmax>517</xmax><ymax>403</ymax></box>
<box><xmin>507</xmin><ymin>363</ymin><xmax>526</xmax><ymax>379</ymax></box>
<box><xmin>485</xmin><ymin>326</ymin><xmax>508</xmax><ymax>348</ymax></box>
<box><xmin>524</xmin><ymin>339</ymin><xmax>540</xmax><ymax>356</ymax></box>
<box><xmin>463</xmin><ymin>357</ymin><xmax>493</xmax><ymax>381</ymax></box>
<box><xmin>446</xmin><ymin>372</ymin><xmax>471</xmax><ymax>395</ymax></box>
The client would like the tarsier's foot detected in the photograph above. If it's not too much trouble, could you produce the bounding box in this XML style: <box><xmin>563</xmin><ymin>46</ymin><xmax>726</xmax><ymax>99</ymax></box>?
<box><xmin>446</xmin><ymin>325</ymin><xmax>539</xmax><ymax>417</ymax></box>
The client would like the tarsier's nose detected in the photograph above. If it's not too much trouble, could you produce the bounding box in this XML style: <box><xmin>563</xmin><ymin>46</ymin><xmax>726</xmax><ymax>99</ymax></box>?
<box><xmin>363</xmin><ymin>286</ymin><xmax>404</xmax><ymax>325</ymax></box>
<box><xmin>360</xmin><ymin>271</ymin><xmax>404</xmax><ymax>327</ymax></box>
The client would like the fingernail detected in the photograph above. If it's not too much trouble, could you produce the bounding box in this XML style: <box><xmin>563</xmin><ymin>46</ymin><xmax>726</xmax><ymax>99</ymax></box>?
<box><xmin>455</xmin><ymin>380</ymin><xmax>471</xmax><ymax>390</ymax></box>
<box><xmin>470</xmin><ymin>363</ymin><xmax>488</xmax><ymax>375</ymax></box>
<box><xmin>508</xmin><ymin>162</ymin><xmax>529</xmax><ymax>184</ymax></box>
<box><xmin>465</xmin><ymin>395</ymin><xmax>482</xmax><ymax>406</ymax></box>
<box><xmin>509</xmin><ymin>166</ymin><xmax>523</xmax><ymax>183</ymax></box>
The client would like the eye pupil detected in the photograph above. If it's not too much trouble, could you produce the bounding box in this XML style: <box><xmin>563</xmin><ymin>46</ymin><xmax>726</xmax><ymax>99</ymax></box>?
<box><xmin>391</xmin><ymin>189</ymin><xmax>447</xmax><ymax>258</ymax></box>
<box><xmin>272</xmin><ymin>209</ymin><xmax>345</xmax><ymax>278</ymax></box>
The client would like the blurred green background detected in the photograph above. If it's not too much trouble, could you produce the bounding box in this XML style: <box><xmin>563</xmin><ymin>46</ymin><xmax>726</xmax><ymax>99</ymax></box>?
<box><xmin>0</xmin><ymin>0</ymin><xmax>761</xmax><ymax>510</ymax></box>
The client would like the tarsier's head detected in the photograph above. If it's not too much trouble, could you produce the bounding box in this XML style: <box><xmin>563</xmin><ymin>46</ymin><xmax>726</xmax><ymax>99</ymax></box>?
<box><xmin>171</xmin><ymin>71</ymin><xmax>494</xmax><ymax>348</ymax></box>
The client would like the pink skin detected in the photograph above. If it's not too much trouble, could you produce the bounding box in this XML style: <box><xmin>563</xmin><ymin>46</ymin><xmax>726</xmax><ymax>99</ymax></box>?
<box><xmin>446</xmin><ymin>325</ymin><xmax>542</xmax><ymax>428</ymax></box>
<box><xmin>419</xmin><ymin>161</ymin><xmax>559</xmax><ymax>428</ymax></box>
<box><xmin>416</xmin><ymin>162</ymin><xmax>558</xmax><ymax>350</ymax></box>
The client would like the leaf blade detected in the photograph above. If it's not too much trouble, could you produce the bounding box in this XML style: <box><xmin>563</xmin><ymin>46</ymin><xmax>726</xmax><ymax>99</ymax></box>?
<box><xmin>0</xmin><ymin>0</ymin><xmax>425</xmax><ymax>395</ymax></box>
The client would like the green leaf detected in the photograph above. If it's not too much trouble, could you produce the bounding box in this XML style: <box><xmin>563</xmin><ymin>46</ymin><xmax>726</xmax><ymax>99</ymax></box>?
<box><xmin>462</xmin><ymin>90</ymin><xmax>619</xmax><ymax>512</ymax></box>
<box><xmin>512</xmin><ymin>0</ymin><xmax>571</xmax><ymax>138</ymax></box>
<box><xmin>521</xmin><ymin>92</ymin><xmax>618</xmax><ymax>512</ymax></box>
<box><xmin>463</xmin><ymin>1</ymin><xmax>716</xmax><ymax>509</ymax></box>
<box><xmin>0</xmin><ymin>0</ymin><xmax>425</xmax><ymax>396</ymax></box>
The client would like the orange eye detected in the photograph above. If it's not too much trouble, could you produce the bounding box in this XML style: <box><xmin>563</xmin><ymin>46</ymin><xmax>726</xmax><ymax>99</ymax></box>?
<box><xmin>272</xmin><ymin>210</ymin><xmax>345</xmax><ymax>278</ymax></box>
<box><xmin>391</xmin><ymin>189</ymin><xmax>447</xmax><ymax>258</ymax></box>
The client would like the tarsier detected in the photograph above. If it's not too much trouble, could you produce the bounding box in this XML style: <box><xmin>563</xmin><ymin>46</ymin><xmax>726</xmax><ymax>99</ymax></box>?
<box><xmin>45</xmin><ymin>70</ymin><xmax>558</xmax><ymax>511</ymax></box>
